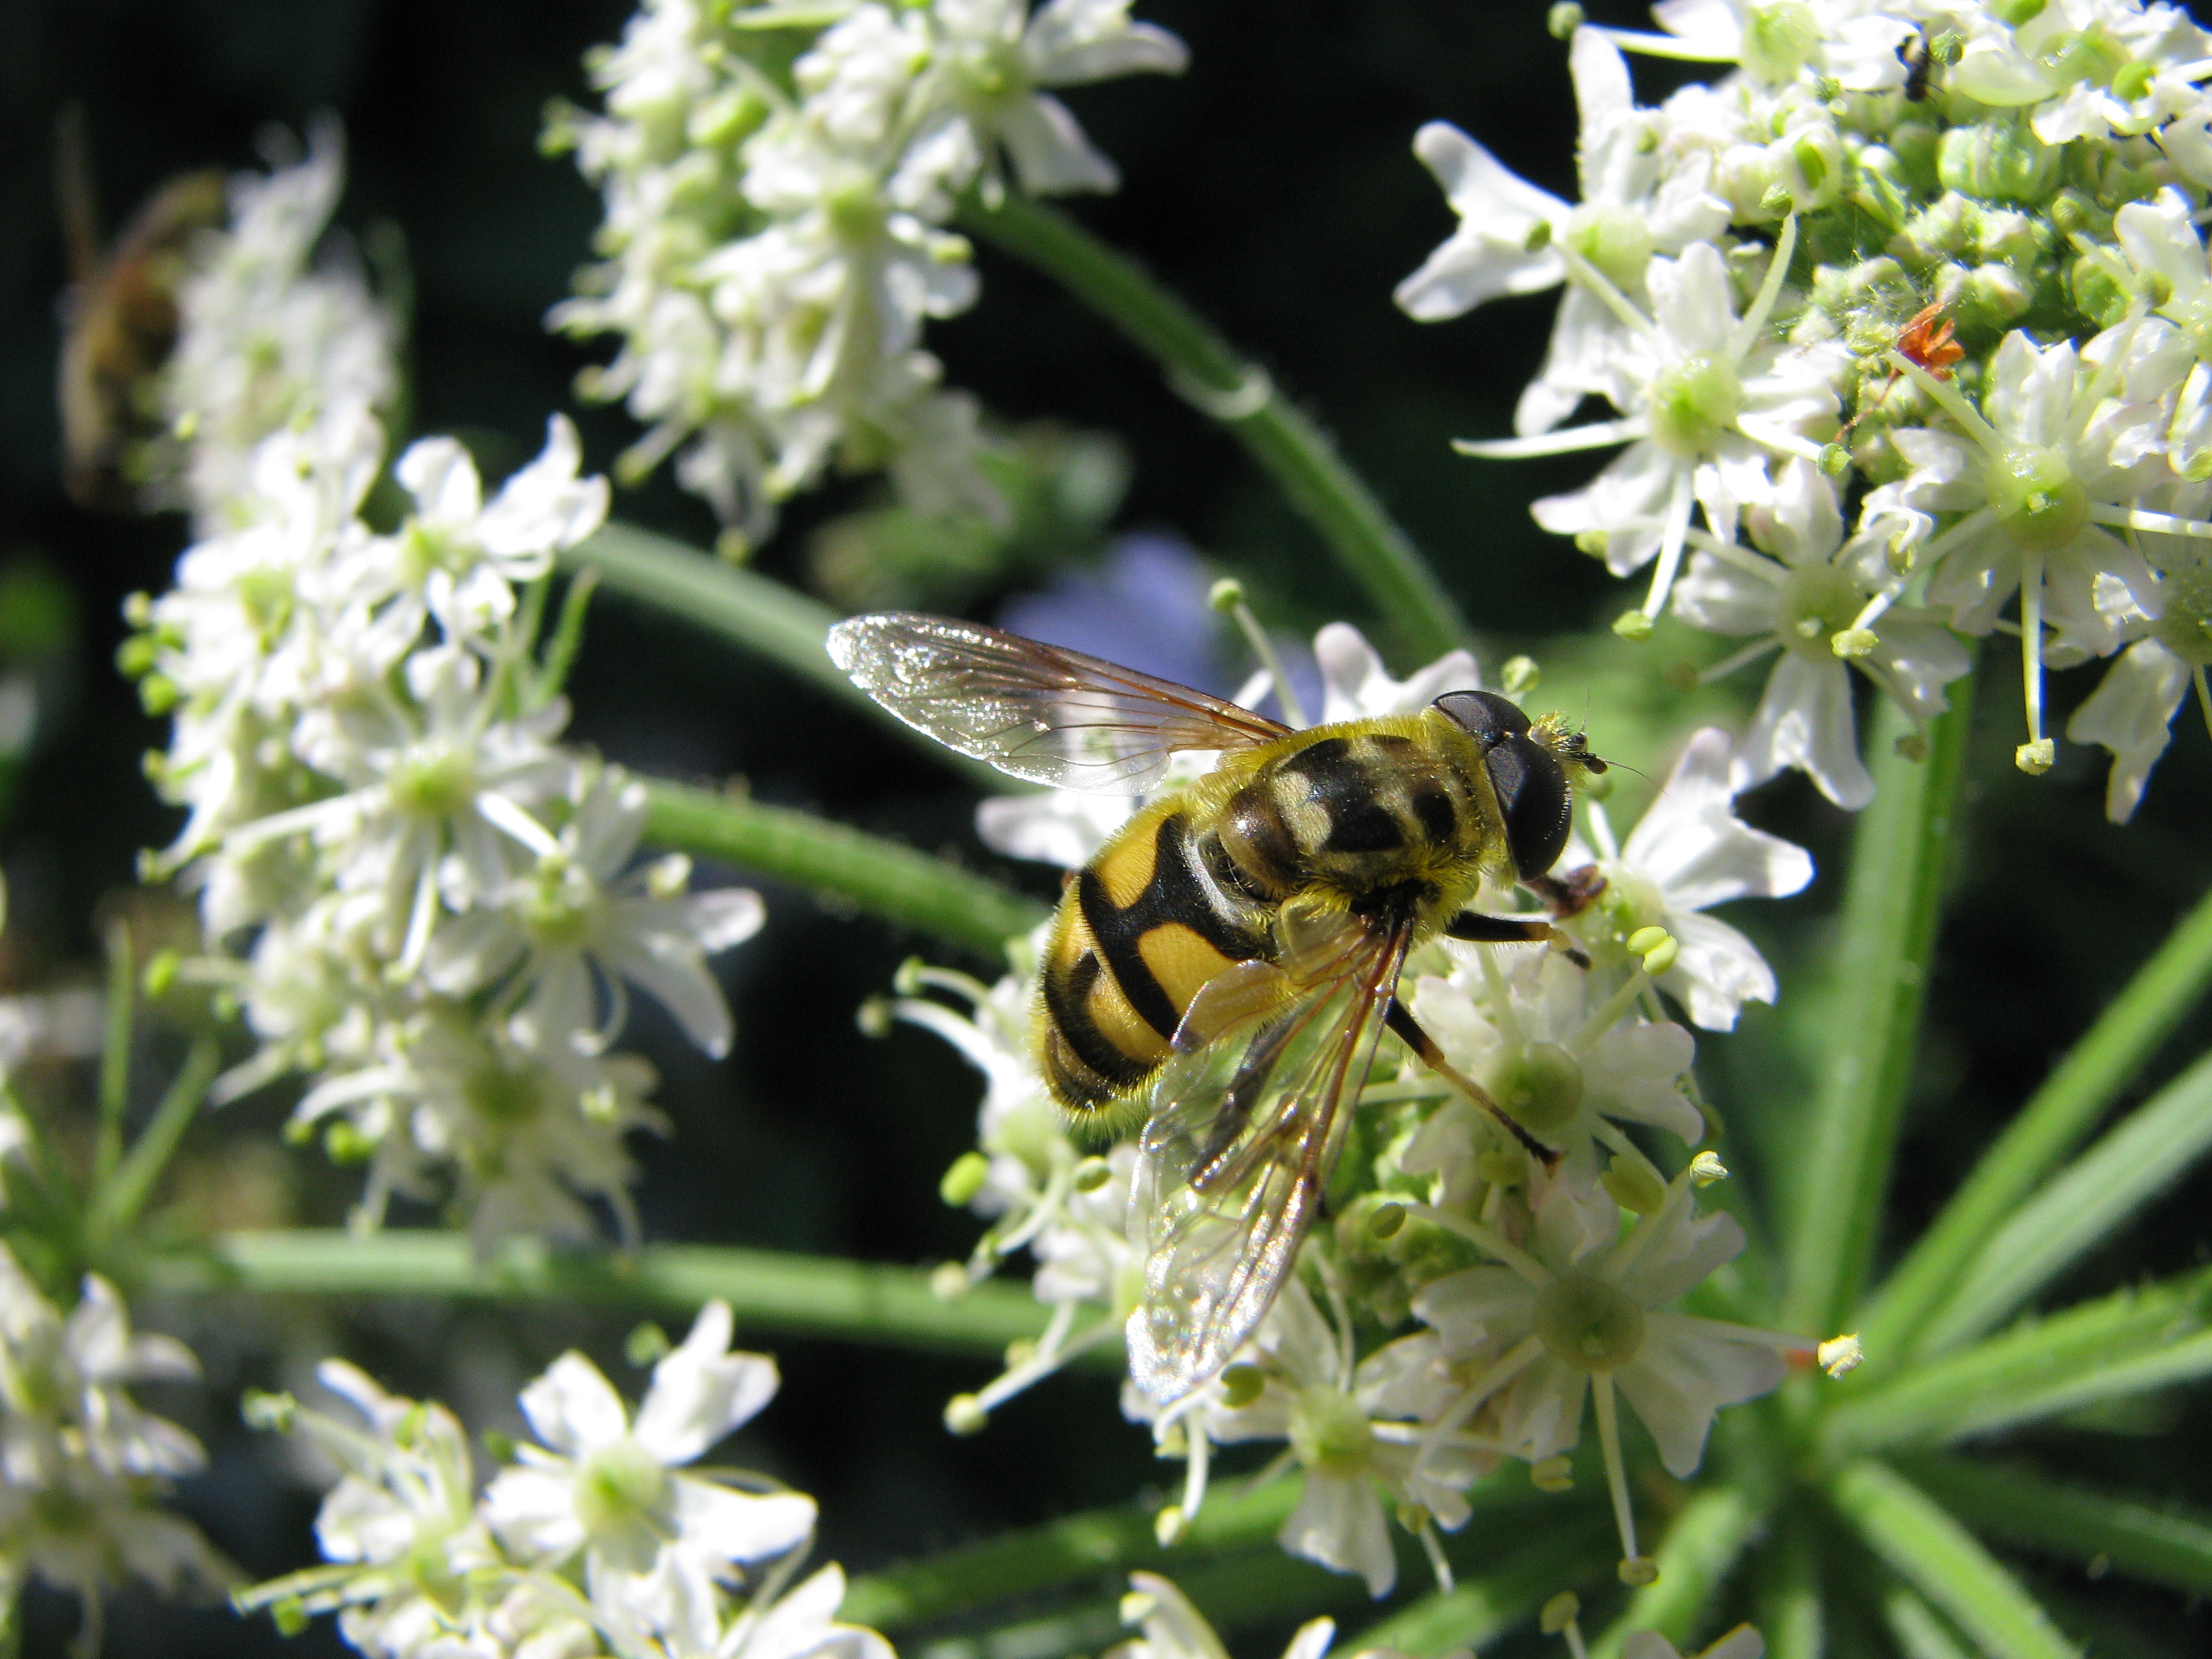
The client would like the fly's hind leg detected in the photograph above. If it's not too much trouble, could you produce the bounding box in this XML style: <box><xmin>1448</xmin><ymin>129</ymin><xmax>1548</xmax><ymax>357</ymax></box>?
<box><xmin>1443</xmin><ymin>909</ymin><xmax>1591</xmax><ymax>970</ymax></box>
<box><xmin>1382</xmin><ymin>1000</ymin><xmax>1559</xmax><ymax>1168</ymax></box>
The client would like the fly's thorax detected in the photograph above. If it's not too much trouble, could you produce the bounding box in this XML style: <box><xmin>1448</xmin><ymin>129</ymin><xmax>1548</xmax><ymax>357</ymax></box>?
<box><xmin>1227</xmin><ymin>717</ymin><xmax>1500</xmax><ymax>923</ymax></box>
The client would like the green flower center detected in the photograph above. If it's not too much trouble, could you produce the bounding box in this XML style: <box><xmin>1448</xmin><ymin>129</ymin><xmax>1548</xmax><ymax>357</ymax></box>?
<box><xmin>1986</xmin><ymin>445</ymin><xmax>2089</xmax><ymax>552</ymax></box>
<box><xmin>826</xmin><ymin>175</ymin><xmax>888</xmax><ymax>244</ymax></box>
<box><xmin>1565</xmin><ymin>205</ymin><xmax>1654</xmax><ymax>295</ymax></box>
<box><xmin>239</xmin><ymin>565</ymin><xmax>297</xmax><ymax>647</ymax></box>
<box><xmin>951</xmin><ymin>37</ymin><xmax>1025</xmax><ymax>107</ymax></box>
<box><xmin>574</xmin><ymin>1437</ymin><xmax>670</xmax><ymax>1537</ymax></box>
<box><xmin>1289</xmin><ymin>1383</ymin><xmax>1374</xmax><ymax>1477</ymax></box>
<box><xmin>1648</xmin><ymin>354</ymin><xmax>1742</xmax><ymax>459</ymax></box>
<box><xmin>524</xmin><ymin>857</ymin><xmax>596</xmax><ymax>948</ymax></box>
<box><xmin>1604</xmin><ymin>869</ymin><xmax>1667</xmax><ymax>937</ymax></box>
<box><xmin>2150</xmin><ymin>559</ymin><xmax>2212</xmax><ymax>666</ymax></box>
<box><xmin>1534</xmin><ymin>1275</ymin><xmax>1647</xmax><ymax>1373</ymax></box>
<box><xmin>1777</xmin><ymin>562</ymin><xmax>1865</xmax><ymax>661</ymax></box>
<box><xmin>1498</xmin><ymin>1042</ymin><xmax>1586</xmax><ymax>1137</ymax></box>
<box><xmin>388</xmin><ymin>746</ymin><xmax>476</xmax><ymax>821</ymax></box>
<box><xmin>466</xmin><ymin>1057</ymin><xmax>545</xmax><ymax>1126</ymax></box>
<box><xmin>1742</xmin><ymin>3</ymin><xmax>1820</xmax><ymax>83</ymax></box>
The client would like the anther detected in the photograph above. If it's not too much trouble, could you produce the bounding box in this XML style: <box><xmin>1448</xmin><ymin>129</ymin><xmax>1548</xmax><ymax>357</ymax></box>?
<box><xmin>943</xmin><ymin>1393</ymin><xmax>989</xmax><ymax>1435</ymax></box>
<box><xmin>1531</xmin><ymin>1455</ymin><xmax>1576</xmax><ymax>1492</ymax></box>
<box><xmin>1612</xmin><ymin>610</ymin><xmax>1655</xmax><ymax>642</ymax></box>
<box><xmin>2015</xmin><ymin>737</ymin><xmax>2055</xmax><ymax>775</ymax></box>
<box><xmin>1818</xmin><ymin>1333</ymin><xmax>1865</xmax><ymax>1377</ymax></box>
<box><xmin>1618</xmin><ymin>1555</ymin><xmax>1660</xmax><ymax>1586</ymax></box>
<box><xmin>1540</xmin><ymin>1593</ymin><xmax>1581</xmax><ymax>1634</ymax></box>
<box><xmin>1689</xmin><ymin>1150</ymin><xmax>1729</xmax><ymax>1185</ymax></box>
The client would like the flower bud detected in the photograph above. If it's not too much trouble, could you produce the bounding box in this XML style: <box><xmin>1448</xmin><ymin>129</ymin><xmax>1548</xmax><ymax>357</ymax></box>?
<box><xmin>1073</xmin><ymin>1155</ymin><xmax>1113</xmax><ymax>1192</ymax></box>
<box><xmin>1613</xmin><ymin>610</ymin><xmax>1654</xmax><ymax>642</ymax></box>
<box><xmin>1938</xmin><ymin>122</ymin><xmax>2060</xmax><ymax>206</ymax></box>
<box><xmin>1547</xmin><ymin>2</ymin><xmax>1584</xmax><ymax>39</ymax></box>
<box><xmin>1220</xmin><ymin>1361</ymin><xmax>1267</xmax><ymax>1408</ymax></box>
<box><xmin>1601</xmin><ymin>1155</ymin><xmax>1668</xmax><ymax>1216</ymax></box>
<box><xmin>1540</xmin><ymin>1593</ymin><xmax>1581</xmax><ymax>1634</ymax></box>
<box><xmin>1501</xmin><ymin>655</ymin><xmax>1540</xmax><ymax>697</ymax></box>
<box><xmin>944</xmin><ymin>1393</ymin><xmax>990</xmax><ymax>1435</ymax></box>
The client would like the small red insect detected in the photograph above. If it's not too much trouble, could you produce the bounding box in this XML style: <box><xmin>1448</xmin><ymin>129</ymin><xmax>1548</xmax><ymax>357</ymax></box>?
<box><xmin>1896</xmin><ymin>300</ymin><xmax>1963</xmax><ymax>380</ymax></box>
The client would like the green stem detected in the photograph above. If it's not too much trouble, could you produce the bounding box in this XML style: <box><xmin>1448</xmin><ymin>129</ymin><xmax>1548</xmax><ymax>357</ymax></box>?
<box><xmin>145</xmin><ymin>1231</ymin><xmax>1081</xmax><ymax>1359</ymax></box>
<box><xmin>94</xmin><ymin>921</ymin><xmax>133</xmax><ymax>1189</ymax></box>
<box><xmin>562</xmin><ymin>523</ymin><xmax>1005</xmax><ymax>791</ymax></box>
<box><xmin>640</xmin><ymin>778</ymin><xmax>1045</xmax><ymax>956</ymax></box>
<box><xmin>961</xmin><ymin>193</ymin><xmax>1469</xmax><ymax>663</ymax></box>
<box><xmin>1757</xmin><ymin>1509</ymin><xmax>1825</xmax><ymax>1659</ymax></box>
<box><xmin>1828</xmin><ymin>1460</ymin><xmax>2079</xmax><ymax>1659</ymax></box>
<box><xmin>1902</xmin><ymin>1455</ymin><xmax>2212</xmax><ymax>1597</ymax></box>
<box><xmin>1589</xmin><ymin>1486</ymin><xmax>1765</xmax><ymax>1659</ymax></box>
<box><xmin>91</xmin><ymin>1036</ymin><xmax>219</xmax><ymax>1242</ymax></box>
<box><xmin>842</xmin><ymin>1476</ymin><xmax>1300</xmax><ymax>1631</ymax></box>
<box><xmin>1350</xmin><ymin>1509</ymin><xmax>1617</xmax><ymax>1656</ymax></box>
<box><xmin>1782</xmin><ymin>680</ymin><xmax>1974</xmax><ymax>1338</ymax></box>
<box><xmin>1864</xmin><ymin>878</ymin><xmax>2212</xmax><ymax>1361</ymax></box>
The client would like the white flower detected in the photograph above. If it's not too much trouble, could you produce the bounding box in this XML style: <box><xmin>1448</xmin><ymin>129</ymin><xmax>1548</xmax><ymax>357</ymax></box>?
<box><xmin>1469</xmin><ymin>235</ymin><xmax>1847</xmax><ymax>627</ymax></box>
<box><xmin>1313</xmin><ymin>622</ymin><xmax>1480</xmax><ymax>721</ymax></box>
<box><xmin>1612</xmin><ymin>0</ymin><xmax>1917</xmax><ymax>91</ymax></box>
<box><xmin>713</xmin><ymin>1563</ymin><xmax>899</xmax><ymax>1659</ymax></box>
<box><xmin>1414</xmin><ymin>1181</ymin><xmax>1789</xmax><ymax>1564</ymax></box>
<box><xmin>425</xmin><ymin>769</ymin><xmax>764</xmax><ymax>1059</ymax></box>
<box><xmin>484</xmin><ymin>1300</ymin><xmax>817</xmax><ymax>1601</ymax></box>
<box><xmin>1578</xmin><ymin>729</ymin><xmax>1813</xmax><ymax>1031</ymax></box>
<box><xmin>1409</xmin><ymin>948</ymin><xmax>1700</xmax><ymax>1196</ymax></box>
<box><xmin>2066</xmin><ymin>518</ymin><xmax>2212</xmax><ymax>819</ymax></box>
<box><xmin>162</xmin><ymin>121</ymin><xmax>397</xmax><ymax>528</ymax></box>
<box><xmin>1674</xmin><ymin>458</ymin><xmax>1971</xmax><ymax>808</ymax></box>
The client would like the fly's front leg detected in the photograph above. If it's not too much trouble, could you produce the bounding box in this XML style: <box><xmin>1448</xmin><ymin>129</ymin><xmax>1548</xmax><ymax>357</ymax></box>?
<box><xmin>1443</xmin><ymin>909</ymin><xmax>1591</xmax><ymax>970</ymax></box>
<box><xmin>1525</xmin><ymin>865</ymin><xmax>1605</xmax><ymax>920</ymax></box>
<box><xmin>1382</xmin><ymin>1001</ymin><xmax>1558</xmax><ymax>1168</ymax></box>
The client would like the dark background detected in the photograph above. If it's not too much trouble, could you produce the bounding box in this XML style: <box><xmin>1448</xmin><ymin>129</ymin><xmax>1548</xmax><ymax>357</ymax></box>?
<box><xmin>1</xmin><ymin>1</ymin><xmax>2211</xmax><ymax>1654</ymax></box>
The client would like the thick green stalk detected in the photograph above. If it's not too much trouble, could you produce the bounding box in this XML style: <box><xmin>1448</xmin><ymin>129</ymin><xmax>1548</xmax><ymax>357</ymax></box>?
<box><xmin>1589</xmin><ymin>1487</ymin><xmax>1765</xmax><ymax>1659</ymax></box>
<box><xmin>147</xmin><ymin>1231</ymin><xmax>1076</xmax><ymax>1358</ymax></box>
<box><xmin>1782</xmin><ymin>685</ymin><xmax>1974</xmax><ymax>1338</ymax></box>
<box><xmin>1829</xmin><ymin>1460</ymin><xmax>2078</xmax><ymax>1659</ymax></box>
<box><xmin>1904</xmin><ymin>1456</ymin><xmax>2212</xmax><ymax>1596</ymax></box>
<box><xmin>562</xmin><ymin>523</ymin><xmax>1005</xmax><ymax>790</ymax></box>
<box><xmin>641</xmin><ymin>778</ymin><xmax>1045</xmax><ymax>956</ymax></box>
<box><xmin>961</xmin><ymin>194</ymin><xmax>1469</xmax><ymax>663</ymax></box>
<box><xmin>1757</xmin><ymin>1511</ymin><xmax>1824</xmax><ymax>1659</ymax></box>
<box><xmin>1866</xmin><ymin>880</ymin><xmax>2212</xmax><ymax>1360</ymax></box>
<box><xmin>842</xmin><ymin>1478</ymin><xmax>1300</xmax><ymax>1631</ymax></box>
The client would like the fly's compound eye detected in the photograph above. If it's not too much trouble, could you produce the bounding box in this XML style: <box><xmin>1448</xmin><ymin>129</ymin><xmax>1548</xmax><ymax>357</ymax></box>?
<box><xmin>1485</xmin><ymin>735</ymin><xmax>1573</xmax><ymax>881</ymax></box>
<box><xmin>1431</xmin><ymin>690</ymin><xmax>1531</xmax><ymax>749</ymax></box>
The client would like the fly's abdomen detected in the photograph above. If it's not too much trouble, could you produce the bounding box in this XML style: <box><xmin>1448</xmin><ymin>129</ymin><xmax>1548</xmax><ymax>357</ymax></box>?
<box><xmin>1036</xmin><ymin>805</ymin><xmax>1269</xmax><ymax>1114</ymax></box>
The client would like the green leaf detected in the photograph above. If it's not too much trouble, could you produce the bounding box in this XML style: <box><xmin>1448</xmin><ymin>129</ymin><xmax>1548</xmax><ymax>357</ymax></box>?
<box><xmin>959</xmin><ymin>194</ymin><xmax>1469</xmax><ymax>665</ymax></box>
<box><xmin>1882</xmin><ymin>1582</ymin><xmax>1977</xmax><ymax>1659</ymax></box>
<box><xmin>1903</xmin><ymin>1454</ymin><xmax>2212</xmax><ymax>1596</ymax></box>
<box><xmin>1755</xmin><ymin>1510</ymin><xmax>1824</xmax><ymax>1659</ymax></box>
<box><xmin>843</xmin><ymin>1478</ymin><xmax>1300</xmax><ymax>1631</ymax></box>
<box><xmin>1828</xmin><ymin>1460</ymin><xmax>2079</xmax><ymax>1659</ymax></box>
<box><xmin>1865</xmin><ymin>881</ymin><xmax>2212</xmax><ymax>1361</ymax></box>
<box><xmin>1589</xmin><ymin>1486</ymin><xmax>1765</xmax><ymax>1659</ymax></box>
<box><xmin>1826</xmin><ymin>1272</ymin><xmax>2212</xmax><ymax>1455</ymax></box>
<box><xmin>146</xmin><ymin>1230</ymin><xmax>1082</xmax><ymax>1358</ymax></box>
<box><xmin>1912</xmin><ymin>1048</ymin><xmax>2212</xmax><ymax>1353</ymax></box>
<box><xmin>1782</xmin><ymin>682</ymin><xmax>1975</xmax><ymax>1338</ymax></box>
<box><xmin>561</xmin><ymin>523</ymin><xmax>1005</xmax><ymax>790</ymax></box>
<box><xmin>641</xmin><ymin>777</ymin><xmax>1046</xmax><ymax>956</ymax></box>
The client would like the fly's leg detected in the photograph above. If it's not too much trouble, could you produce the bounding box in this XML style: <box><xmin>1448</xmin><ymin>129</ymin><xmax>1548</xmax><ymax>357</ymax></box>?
<box><xmin>1382</xmin><ymin>1000</ymin><xmax>1559</xmax><ymax>1168</ymax></box>
<box><xmin>1443</xmin><ymin>909</ymin><xmax>1591</xmax><ymax>970</ymax></box>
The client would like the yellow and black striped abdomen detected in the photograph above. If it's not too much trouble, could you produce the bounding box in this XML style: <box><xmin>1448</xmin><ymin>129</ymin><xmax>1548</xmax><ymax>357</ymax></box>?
<box><xmin>1036</xmin><ymin>800</ymin><xmax>1271</xmax><ymax>1115</ymax></box>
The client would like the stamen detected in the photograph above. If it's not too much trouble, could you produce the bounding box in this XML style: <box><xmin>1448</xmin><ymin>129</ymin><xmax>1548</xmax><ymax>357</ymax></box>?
<box><xmin>1591</xmin><ymin>1374</ymin><xmax>1641</xmax><ymax>1568</ymax></box>
<box><xmin>1732</xmin><ymin>414</ymin><xmax>1827</xmax><ymax>464</ymax></box>
<box><xmin>1640</xmin><ymin>472</ymin><xmax>1696</xmax><ymax>620</ymax></box>
<box><xmin>1406</xmin><ymin>1204</ymin><xmax>1553</xmax><ymax>1286</ymax></box>
<box><xmin>1210</xmin><ymin>579</ymin><xmax>1309</xmax><ymax>727</ymax></box>
<box><xmin>2196</xmin><ymin>667</ymin><xmax>2212</xmax><ymax>743</ymax></box>
<box><xmin>2017</xmin><ymin>554</ymin><xmax>2053</xmax><ymax>774</ymax></box>
<box><xmin>1556</xmin><ymin>244</ymin><xmax>1660</xmax><ymax>338</ymax></box>
<box><xmin>1456</xmin><ymin>417</ymin><xmax>1650</xmax><ymax>459</ymax></box>
<box><xmin>1734</xmin><ymin>214</ymin><xmax>1799</xmax><ymax>359</ymax></box>
<box><xmin>1685</xmin><ymin>528</ymin><xmax>1790</xmax><ymax>584</ymax></box>
<box><xmin>1592</xmin><ymin>25</ymin><xmax>1738</xmax><ymax>62</ymax></box>
<box><xmin>1885</xmin><ymin>350</ymin><xmax>2003</xmax><ymax>451</ymax></box>
<box><xmin>1417</xmin><ymin>1520</ymin><xmax>1455</xmax><ymax>1592</ymax></box>
<box><xmin>1699</xmin><ymin>637</ymin><xmax>1784</xmax><ymax>686</ymax></box>
<box><xmin>1572</xmin><ymin>967</ymin><xmax>1652</xmax><ymax>1052</ymax></box>
<box><xmin>2087</xmin><ymin>502</ymin><xmax>2212</xmax><ymax>541</ymax></box>
<box><xmin>477</xmin><ymin>790</ymin><xmax>563</xmax><ymax>857</ymax></box>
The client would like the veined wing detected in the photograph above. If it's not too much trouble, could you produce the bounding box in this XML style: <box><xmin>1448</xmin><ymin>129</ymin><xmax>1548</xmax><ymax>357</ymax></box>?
<box><xmin>1125</xmin><ymin>907</ymin><xmax>1414</xmax><ymax>1404</ymax></box>
<box><xmin>826</xmin><ymin>612</ymin><xmax>1290</xmax><ymax>794</ymax></box>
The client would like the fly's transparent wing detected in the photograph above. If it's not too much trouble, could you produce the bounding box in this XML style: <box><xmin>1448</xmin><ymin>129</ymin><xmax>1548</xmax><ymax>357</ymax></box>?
<box><xmin>826</xmin><ymin>612</ymin><xmax>1290</xmax><ymax>794</ymax></box>
<box><xmin>1125</xmin><ymin>912</ymin><xmax>1413</xmax><ymax>1404</ymax></box>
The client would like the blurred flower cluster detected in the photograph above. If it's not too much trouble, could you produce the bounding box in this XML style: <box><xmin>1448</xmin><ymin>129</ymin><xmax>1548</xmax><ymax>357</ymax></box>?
<box><xmin>1407</xmin><ymin>0</ymin><xmax>2212</xmax><ymax>818</ymax></box>
<box><xmin>0</xmin><ymin>1249</ymin><xmax>228</xmax><ymax>1650</ymax></box>
<box><xmin>121</xmin><ymin>141</ymin><xmax>762</xmax><ymax>1250</ymax></box>
<box><xmin>893</xmin><ymin>626</ymin><xmax>1831</xmax><ymax>1593</ymax></box>
<box><xmin>239</xmin><ymin>1300</ymin><xmax>888</xmax><ymax>1659</ymax></box>
<box><xmin>548</xmin><ymin>0</ymin><xmax>1185</xmax><ymax>550</ymax></box>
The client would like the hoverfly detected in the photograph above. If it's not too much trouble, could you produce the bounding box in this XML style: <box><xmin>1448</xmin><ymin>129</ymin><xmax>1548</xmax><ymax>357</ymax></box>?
<box><xmin>828</xmin><ymin>613</ymin><xmax>1606</xmax><ymax>1403</ymax></box>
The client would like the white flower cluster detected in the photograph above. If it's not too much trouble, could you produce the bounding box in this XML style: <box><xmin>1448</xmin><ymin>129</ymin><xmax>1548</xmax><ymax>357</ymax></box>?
<box><xmin>241</xmin><ymin>1300</ymin><xmax>889</xmax><ymax>1659</ymax></box>
<box><xmin>893</xmin><ymin>627</ymin><xmax>1822</xmax><ymax>1591</ymax></box>
<box><xmin>129</xmin><ymin>144</ymin><xmax>762</xmax><ymax>1250</ymax></box>
<box><xmin>0</xmin><ymin>1246</ymin><xmax>228</xmax><ymax>1647</ymax></box>
<box><xmin>158</xmin><ymin>122</ymin><xmax>399</xmax><ymax>532</ymax></box>
<box><xmin>550</xmin><ymin>0</ymin><xmax>1185</xmax><ymax>550</ymax></box>
<box><xmin>1406</xmin><ymin>0</ymin><xmax>2212</xmax><ymax>819</ymax></box>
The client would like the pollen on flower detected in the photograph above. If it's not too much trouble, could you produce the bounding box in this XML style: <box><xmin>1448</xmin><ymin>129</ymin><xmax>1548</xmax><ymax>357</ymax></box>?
<box><xmin>1818</xmin><ymin>1334</ymin><xmax>1866</xmax><ymax>1378</ymax></box>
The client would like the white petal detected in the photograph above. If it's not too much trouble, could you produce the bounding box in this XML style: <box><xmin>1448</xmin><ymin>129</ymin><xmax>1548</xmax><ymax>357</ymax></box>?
<box><xmin>1622</xmin><ymin>728</ymin><xmax>1815</xmax><ymax>908</ymax></box>
<box><xmin>1738</xmin><ymin>653</ymin><xmax>1873</xmax><ymax>810</ymax></box>
<box><xmin>1395</xmin><ymin>125</ymin><xmax>1568</xmax><ymax>321</ymax></box>
<box><xmin>687</xmin><ymin>887</ymin><xmax>766</xmax><ymax>953</ymax></box>
<box><xmin>1278</xmin><ymin>1473</ymin><xmax>1395</xmax><ymax>1597</ymax></box>
<box><xmin>2067</xmin><ymin>638</ymin><xmax>2192</xmax><ymax>822</ymax></box>
<box><xmin>1615</xmin><ymin>1315</ymin><xmax>1786</xmax><ymax>1477</ymax></box>
<box><xmin>1001</xmin><ymin>95</ymin><xmax>1119</xmax><ymax>195</ymax></box>
<box><xmin>668</xmin><ymin>1476</ymin><xmax>817</xmax><ymax>1564</ymax></box>
<box><xmin>518</xmin><ymin>1351</ymin><xmax>630</xmax><ymax>1456</ymax></box>
<box><xmin>635</xmin><ymin>1309</ymin><xmax>779</xmax><ymax>1463</ymax></box>
<box><xmin>1659</xmin><ymin>910</ymin><xmax>1779</xmax><ymax>1032</ymax></box>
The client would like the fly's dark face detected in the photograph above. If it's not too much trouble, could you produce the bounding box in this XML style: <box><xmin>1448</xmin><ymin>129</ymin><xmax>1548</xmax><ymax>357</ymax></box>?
<box><xmin>1431</xmin><ymin>689</ymin><xmax>1599</xmax><ymax>882</ymax></box>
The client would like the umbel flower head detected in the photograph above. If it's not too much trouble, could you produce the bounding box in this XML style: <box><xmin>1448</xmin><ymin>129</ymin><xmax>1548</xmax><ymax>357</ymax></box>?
<box><xmin>552</xmin><ymin>0</ymin><xmax>1185</xmax><ymax>550</ymax></box>
<box><xmin>1406</xmin><ymin>1</ymin><xmax>2212</xmax><ymax>817</ymax></box>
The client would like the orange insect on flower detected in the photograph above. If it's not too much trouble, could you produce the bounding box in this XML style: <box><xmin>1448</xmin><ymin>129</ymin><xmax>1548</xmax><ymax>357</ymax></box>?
<box><xmin>1896</xmin><ymin>301</ymin><xmax>1963</xmax><ymax>379</ymax></box>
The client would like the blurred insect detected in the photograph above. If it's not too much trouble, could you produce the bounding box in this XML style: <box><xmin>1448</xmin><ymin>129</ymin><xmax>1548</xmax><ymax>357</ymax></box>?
<box><xmin>55</xmin><ymin>108</ymin><xmax>226</xmax><ymax>511</ymax></box>
<box><xmin>829</xmin><ymin>613</ymin><xmax>1606</xmax><ymax>1401</ymax></box>
<box><xmin>1901</xmin><ymin>26</ymin><xmax>1936</xmax><ymax>102</ymax></box>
